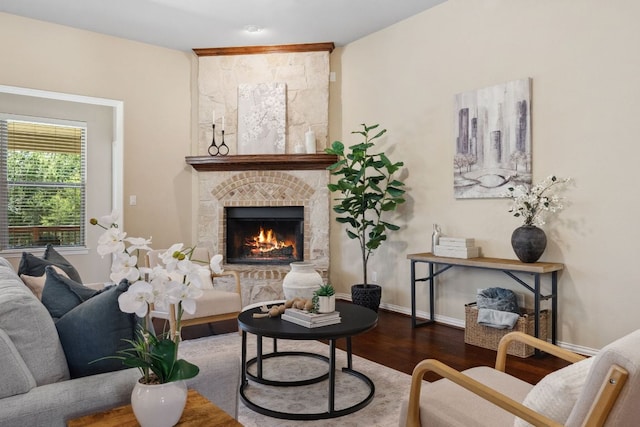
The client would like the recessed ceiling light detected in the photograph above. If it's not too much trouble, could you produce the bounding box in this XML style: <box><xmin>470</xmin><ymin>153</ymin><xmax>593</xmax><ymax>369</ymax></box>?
<box><xmin>244</xmin><ymin>25</ymin><xmax>263</xmax><ymax>34</ymax></box>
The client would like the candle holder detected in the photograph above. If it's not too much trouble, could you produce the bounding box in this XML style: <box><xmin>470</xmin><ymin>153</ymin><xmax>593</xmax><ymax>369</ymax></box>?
<box><xmin>207</xmin><ymin>125</ymin><xmax>229</xmax><ymax>156</ymax></box>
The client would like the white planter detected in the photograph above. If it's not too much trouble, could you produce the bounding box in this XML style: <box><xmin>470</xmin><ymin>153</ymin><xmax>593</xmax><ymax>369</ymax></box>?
<box><xmin>131</xmin><ymin>379</ymin><xmax>188</xmax><ymax>427</ymax></box>
<box><xmin>317</xmin><ymin>295</ymin><xmax>336</xmax><ymax>313</ymax></box>
<box><xmin>282</xmin><ymin>261</ymin><xmax>323</xmax><ymax>300</ymax></box>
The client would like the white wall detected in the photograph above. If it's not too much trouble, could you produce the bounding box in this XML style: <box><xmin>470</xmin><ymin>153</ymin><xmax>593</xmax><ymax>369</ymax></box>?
<box><xmin>330</xmin><ymin>0</ymin><xmax>640</xmax><ymax>350</ymax></box>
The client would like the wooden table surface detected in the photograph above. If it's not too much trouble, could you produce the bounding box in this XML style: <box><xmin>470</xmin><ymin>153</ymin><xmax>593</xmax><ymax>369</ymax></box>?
<box><xmin>67</xmin><ymin>389</ymin><xmax>243</xmax><ymax>427</ymax></box>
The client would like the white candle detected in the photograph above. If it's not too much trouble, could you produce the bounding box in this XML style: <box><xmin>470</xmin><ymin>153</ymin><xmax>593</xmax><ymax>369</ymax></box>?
<box><xmin>305</xmin><ymin>127</ymin><xmax>315</xmax><ymax>154</ymax></box>
<box><xmin>222</xmin><ymin>116</ymin><xmax>225</xmax><ymax>131</ymax></box>
<box><xmin>212</xmin><ymin>110</ymin><xmax>215</xmax><ymax>124</ymax></box>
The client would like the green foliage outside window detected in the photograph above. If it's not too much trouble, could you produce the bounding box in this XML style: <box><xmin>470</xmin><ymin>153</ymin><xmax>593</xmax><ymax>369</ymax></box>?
<box><xmin>2</xmin><ymin>119</ymin><xmax>85</xmax><ymax>249</ymax></box>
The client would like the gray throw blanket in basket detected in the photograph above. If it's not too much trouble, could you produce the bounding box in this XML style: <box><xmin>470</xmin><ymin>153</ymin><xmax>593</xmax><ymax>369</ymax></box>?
<box><xmin>476</xmin><ymin>287</ymin><xmax>520</xmax><ymax>329</ymax></box>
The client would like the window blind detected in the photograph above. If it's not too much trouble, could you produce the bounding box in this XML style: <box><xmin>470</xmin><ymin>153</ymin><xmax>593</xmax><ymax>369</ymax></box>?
<box><xmin>0</xmin><ymin>117</ymin><xmax>86</xmax><ymax>250</ymax></box>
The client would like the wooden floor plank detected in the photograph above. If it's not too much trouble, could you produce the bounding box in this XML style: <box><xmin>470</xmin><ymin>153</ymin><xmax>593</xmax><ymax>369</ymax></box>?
<box><xmin>172</xmin><ymin>305</ymin><xmax>571</xmax><ymax>385</ymax></box>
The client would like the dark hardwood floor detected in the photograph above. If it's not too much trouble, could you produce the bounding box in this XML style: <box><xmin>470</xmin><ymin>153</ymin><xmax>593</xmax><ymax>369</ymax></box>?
<box><xmin>177</xmin><ymin>304</ymin><xmax>571</xmax><ymax>385</ymax></box>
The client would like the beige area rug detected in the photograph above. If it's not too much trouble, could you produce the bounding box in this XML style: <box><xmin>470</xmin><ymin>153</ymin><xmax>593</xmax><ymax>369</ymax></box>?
<box><xmin>179</xmin><ymin>333</ymin><xmax>411</xmax><ymax>427</ymax></box>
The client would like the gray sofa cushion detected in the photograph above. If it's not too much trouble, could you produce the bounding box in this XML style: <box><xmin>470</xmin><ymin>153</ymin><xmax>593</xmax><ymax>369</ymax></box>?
<box><xmin>0</xmin><ymin>257</ymin><xmax>70</xmax><ymax>386</ymax></box>
<box><xmin>55</xmin><ymin>280</ymin><xmax>137</xmax><ymax>378</ymax></box>
<box><xmin>0</xmin><ymin>329</ymin><xmax>36</xmax><ymax>399</ymax></box>
<box><xmin>41</xmin><ymin>266</ymin><xmax>99</xmax><ymax>319</ymax></box>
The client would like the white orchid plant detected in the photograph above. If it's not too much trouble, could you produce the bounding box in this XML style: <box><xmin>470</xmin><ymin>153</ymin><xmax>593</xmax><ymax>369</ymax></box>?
<box><xmin>90</xmin><ymin>210</ymin><xmax>223</xmax><ymax>384</ymax></box>
<box><xmin>505</xmin><ymin>175</ymin><xmax>570</xmax><ymax>227</ymax></box>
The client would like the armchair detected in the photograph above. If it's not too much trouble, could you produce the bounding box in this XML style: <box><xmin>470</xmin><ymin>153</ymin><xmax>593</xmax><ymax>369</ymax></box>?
<box><xmin>401</xmin><ymin>330</ymin><xmax>640</xmax><ymax>427</ymax></box>
<box><xmin>146</xmin><ymin>248</ymin><xmax>242</xmax><ymax>337</ymax></box>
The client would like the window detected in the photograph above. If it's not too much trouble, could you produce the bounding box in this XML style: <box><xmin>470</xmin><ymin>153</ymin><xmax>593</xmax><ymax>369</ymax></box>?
<box><xmin>0</xmin><ymin>115</ymin><xmax>86</xmax><ymax>250</ymax></box>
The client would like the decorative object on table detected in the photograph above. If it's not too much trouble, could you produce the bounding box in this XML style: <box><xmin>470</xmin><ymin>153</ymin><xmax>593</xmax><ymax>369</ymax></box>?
<box><xmin>282</xmin><ymin>261</ymin><xmax>323</xmax><ymax>300</ymax></box>
<box><xmin>90</xmin><ymin>210</ymin><xmax>221</xmax><ymax>427</ymax></box>
<box><xmin>252</xmin><ymin>302</ymin><xmax>288</xmax><ymax>319</ymax></box>
<box><xmin>313</xmin><ymin>283</ymin><xmax>336</xmax><ymax>313</ymax></box>
<box><xmin>433</xmin><ymin>236</ymin><xmax>480</xmax><ymax>259</ymax></box>
<box><xmin>325</xmin><ymin>123</ymin><xmax>406</xmax><ymax>312</ymax></box>
<box><xmin>305</xmin><ymin>127</ymin><xmax>316</xmax><ymax>153</ymax></box>
<box><xmin>505</xmin><ymin>175</ymin><xmax>570</xmax><ymax>263</ymax></box>
<box><xmin>454</xmin><ymin>78</ymin><xmax>532</xmax><ymax>199</ymax></box>
<box><xmin>130</xmin><ymin>380</ymin><xmax>188</xmax><ymax>427</ymax></box>
<box><xmin>431</xmin><ymin>224</ymin><xmax>441</xmax><ymax>253</ymax></box>
<box><xmin>237</xmin><ymin>82</ymin><xmax>286</xmax><ymax>154</ymax></box>
<box><xmin>281</xmin><ymin>307</ymin><xmax>341</xmax><ymax>328</ymax></box>
<box><xmin>250</xmin><ymin>297</ymin><xmax>315</xmax><ymax>319</ymax></box>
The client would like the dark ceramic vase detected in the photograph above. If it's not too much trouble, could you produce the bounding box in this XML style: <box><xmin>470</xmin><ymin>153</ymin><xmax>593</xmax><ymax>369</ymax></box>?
<box><xmin>351</xmin><ymin>284</ymin><xmax>382</xmax><ymax>312</ymax></box>
<box><xmin>511</xmin><ymin>225</ymin><xmax>547</xmax><ymax>263</ymax></box>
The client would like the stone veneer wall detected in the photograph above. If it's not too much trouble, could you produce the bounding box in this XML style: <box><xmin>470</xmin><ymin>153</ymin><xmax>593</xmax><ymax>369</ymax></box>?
<box><xmin>197</xmin><ymin>51</ymin><xmax>330</xmax><ymax>155</ymax></box>
<box><xmin>197</xmin><ymin>170</ymin><xmax>330</xmax><ymax>307</ymax></box>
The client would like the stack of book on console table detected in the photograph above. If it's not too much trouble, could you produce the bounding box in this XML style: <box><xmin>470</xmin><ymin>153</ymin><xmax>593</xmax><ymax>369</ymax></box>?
<box><xmin>281</xmin><ymin>308</ymin><xmax>341</xmax><ymax>328</ymax></box>
<box><xmin>434</xmin><ymin>237</ymin><xmax>481</xmax><ymax>259</ymax></box>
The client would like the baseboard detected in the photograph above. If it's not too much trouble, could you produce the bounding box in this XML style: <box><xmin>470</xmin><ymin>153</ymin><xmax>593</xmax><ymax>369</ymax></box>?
<box><xmin>336</xmin><ymin>293</ymin><xmax>598</xmax><ymax>356</ymax></box>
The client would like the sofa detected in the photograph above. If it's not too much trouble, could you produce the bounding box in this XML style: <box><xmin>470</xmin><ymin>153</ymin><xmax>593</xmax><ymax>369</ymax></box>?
<box><xmin>0</xmin><ymin>256</ymin><xmax>241</xmax><ymax>427</ymax></box>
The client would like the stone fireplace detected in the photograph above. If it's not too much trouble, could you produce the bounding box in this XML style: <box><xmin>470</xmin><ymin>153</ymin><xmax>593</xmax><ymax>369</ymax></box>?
<box><xmin>191</xmin><ymin>43</ymin><xmax>334</xmax><ymax>306</ymax></box>
<box><xmin>190</xmin><ymin>162</ymin><xmax>333</xmax><ymax>306</ymax></box>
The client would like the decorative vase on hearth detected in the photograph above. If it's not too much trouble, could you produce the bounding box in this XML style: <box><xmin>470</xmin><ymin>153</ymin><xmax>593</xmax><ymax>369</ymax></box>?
<box><xmin>131</xmin><ymin>379</ymin><xmax>188</xmax><ymax>427</ymax></box>
<box><xmin>282</xmin><ymin>261</ymin><xmax>323</xmax><ymax>300</ymax></box>
<box><xmin>511</xmin><ymin>225</ymin><xmax>547</xmax><ymax>263</ymax></box>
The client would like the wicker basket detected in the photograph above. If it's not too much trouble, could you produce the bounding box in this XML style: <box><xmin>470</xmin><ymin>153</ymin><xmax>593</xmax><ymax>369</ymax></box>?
<box><xmin>464</xmin><ymin>302</ymin><xmax>548</xmax><ymax>358</ymax></box>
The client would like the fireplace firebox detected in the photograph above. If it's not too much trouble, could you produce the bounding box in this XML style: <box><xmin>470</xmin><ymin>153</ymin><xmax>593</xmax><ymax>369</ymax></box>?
<box><xmin>225</xmin><ymin>206</ymin><xmax>304</xmax><ymax>265</ymax></box>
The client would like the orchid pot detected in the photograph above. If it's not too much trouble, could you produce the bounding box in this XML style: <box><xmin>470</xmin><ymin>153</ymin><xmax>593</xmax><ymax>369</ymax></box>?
<box><xmin>131</xmin><ymin>379</ymin><xmax>188</xmax><ymax>427</ymax></box>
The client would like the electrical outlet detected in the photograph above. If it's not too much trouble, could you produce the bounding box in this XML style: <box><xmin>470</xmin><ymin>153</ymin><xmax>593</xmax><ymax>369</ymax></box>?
<box><xmin>129</xmin><ymin>195</ymin><xmax>137</xmax><ymax>206</ymax></box>
<box><xmin>372</xmin><ymin>271</ymin><xmax>378</xmax><ymax>282</ymax></box>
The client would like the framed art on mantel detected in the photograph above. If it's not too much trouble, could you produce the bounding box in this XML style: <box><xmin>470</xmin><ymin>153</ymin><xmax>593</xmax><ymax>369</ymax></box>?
<box><xmin>237</xmin><ymin>82</ymin><xmax>286</xmax><ymax>155</ymax></box>
<box><xmin>453</xmin><ymin>78</ymin><xmax>532</xmax><ymax>199</ymax></box>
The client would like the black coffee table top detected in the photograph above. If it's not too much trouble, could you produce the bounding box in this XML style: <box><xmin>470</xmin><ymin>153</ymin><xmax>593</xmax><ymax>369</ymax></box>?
<box><xmin>238</xmin><ymin>300</ymin><xmax>378</xmax><ymax>340</ymax></box>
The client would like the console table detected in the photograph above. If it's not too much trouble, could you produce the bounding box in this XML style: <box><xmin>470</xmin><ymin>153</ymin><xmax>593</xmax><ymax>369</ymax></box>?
<box><xmin>407</xmin><ymin>253</ymin><xmax>563</xmax><ymax>345</ymax></box>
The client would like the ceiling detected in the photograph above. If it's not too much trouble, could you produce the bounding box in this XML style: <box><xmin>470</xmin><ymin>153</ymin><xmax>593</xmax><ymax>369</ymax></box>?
<box><xmin>0</xmin><ymin>0</ymin><xmax>446</xmax><ymax>52</ymax></box>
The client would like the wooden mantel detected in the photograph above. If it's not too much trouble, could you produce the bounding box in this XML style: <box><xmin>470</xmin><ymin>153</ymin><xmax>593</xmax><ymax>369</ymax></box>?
<box><xmin>185</xmin><ymin>154</ymin><xmax>338</xmax><ymax>172</ymax></box>
<box><xmin>193</xmin><ymin>42</ymin><xmax>335</xmax><ymax>57</ymax></box>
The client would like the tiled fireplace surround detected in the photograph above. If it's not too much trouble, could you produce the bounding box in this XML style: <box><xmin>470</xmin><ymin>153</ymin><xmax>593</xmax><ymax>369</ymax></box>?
<box><xmin>196</xmin><ymin>169</ymin><xmax>330</xmax><ymax>307</ymax></box>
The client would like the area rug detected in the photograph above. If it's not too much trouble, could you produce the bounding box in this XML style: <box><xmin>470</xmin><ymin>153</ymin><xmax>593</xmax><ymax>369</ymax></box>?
<box><xmin>179</xmin><ymin>333</ymin><xmax>411</xmax><ymax>426</ymax></box>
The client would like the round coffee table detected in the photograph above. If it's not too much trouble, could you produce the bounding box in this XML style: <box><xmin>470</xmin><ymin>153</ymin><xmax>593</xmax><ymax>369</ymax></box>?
<box><xmin>238</xmin><ymin>300</ymin><xmax>378</xmax><ymax>420</ymax></box>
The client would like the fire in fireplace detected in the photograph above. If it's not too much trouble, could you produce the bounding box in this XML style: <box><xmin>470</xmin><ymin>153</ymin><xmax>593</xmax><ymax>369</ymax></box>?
<box><xmin>225</xmin><ymin>206</ymin><xmax>304</xmax><ymax>265</ymax></box>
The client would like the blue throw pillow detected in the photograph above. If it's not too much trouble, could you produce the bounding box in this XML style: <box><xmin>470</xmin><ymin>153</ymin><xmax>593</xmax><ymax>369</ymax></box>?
<box><xmin>17</xmin><ymin>246</ymin><xmax>83</xmax><ymax>284</ymax></box>
<box><xmin>55</xmin><ymin>280</ymin><xmax>138</xmax><ymax>378</ymax></box>
<box><xmin>41</xmin><ymin>266</ymin><xmax>99</xmax><ymax>319</ymax></box>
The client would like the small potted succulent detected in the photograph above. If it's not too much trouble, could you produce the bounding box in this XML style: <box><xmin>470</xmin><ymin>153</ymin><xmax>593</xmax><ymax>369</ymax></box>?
<box><xmin>313</xmin><ymin>284</ymin><xmax>336</xmax><ymax>313</ymax></box>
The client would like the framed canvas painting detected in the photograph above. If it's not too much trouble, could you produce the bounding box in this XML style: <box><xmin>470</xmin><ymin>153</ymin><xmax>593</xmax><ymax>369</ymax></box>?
<box><xmin>237</xmin><ymin>82</ymin><xmax>286</xmax><ymax>154</ymax></box>
<box><xmin>453</xmin><ymin>78</ymin><xmax>532</xmax><ymax>199</ymax></box>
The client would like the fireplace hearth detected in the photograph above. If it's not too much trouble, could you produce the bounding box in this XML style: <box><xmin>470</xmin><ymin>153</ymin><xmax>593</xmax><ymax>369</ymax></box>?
<box><xmin>226</xmin><ymin>206</ymin><xmax>304</xmax><ymax>265</ymax></box>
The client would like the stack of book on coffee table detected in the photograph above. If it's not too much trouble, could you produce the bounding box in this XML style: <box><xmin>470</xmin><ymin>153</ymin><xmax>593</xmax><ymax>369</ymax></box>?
<box><xmin>434</xmin><ymin>237</ymin><xmax>480</xmax><ymax>259</ymax></box>
<box><xmin>281</xmin><ymin>308</ymin><xmax>341</xmax><ymax>328</ymax></box>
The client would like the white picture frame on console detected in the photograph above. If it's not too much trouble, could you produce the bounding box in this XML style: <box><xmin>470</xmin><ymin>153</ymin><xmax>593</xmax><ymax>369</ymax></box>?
<box><xmin>237</xmin><ymin>82</ymin><xmax>286</xmax><ymax>154</ymax></box>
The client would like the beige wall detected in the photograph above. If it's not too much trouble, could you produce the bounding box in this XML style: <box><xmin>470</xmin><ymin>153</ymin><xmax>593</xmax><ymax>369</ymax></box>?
<box><xmin>330</xmin><ymin>0</ymin><xmax>640</xmax><ymax>350</ymax></box>
<box><xmin>0</xmin><ymin>13</ymin><xmax>194</xmax><ymax>281</ymax></box>
<box><xmin>2</xmin><ymin>0</ymin><xmax>638</xmax><ymax>350</ymax></box>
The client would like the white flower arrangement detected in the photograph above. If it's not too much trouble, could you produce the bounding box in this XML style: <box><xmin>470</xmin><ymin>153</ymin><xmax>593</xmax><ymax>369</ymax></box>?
<box><xmin>90</xmin><ymin>210</ymin><xmax>223</xmax><ymax>384</ymax></box>
<box><xmin>505</xmin><ymin>175</ymin><xmax>570</xmax><ymax>227</ymax></box>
